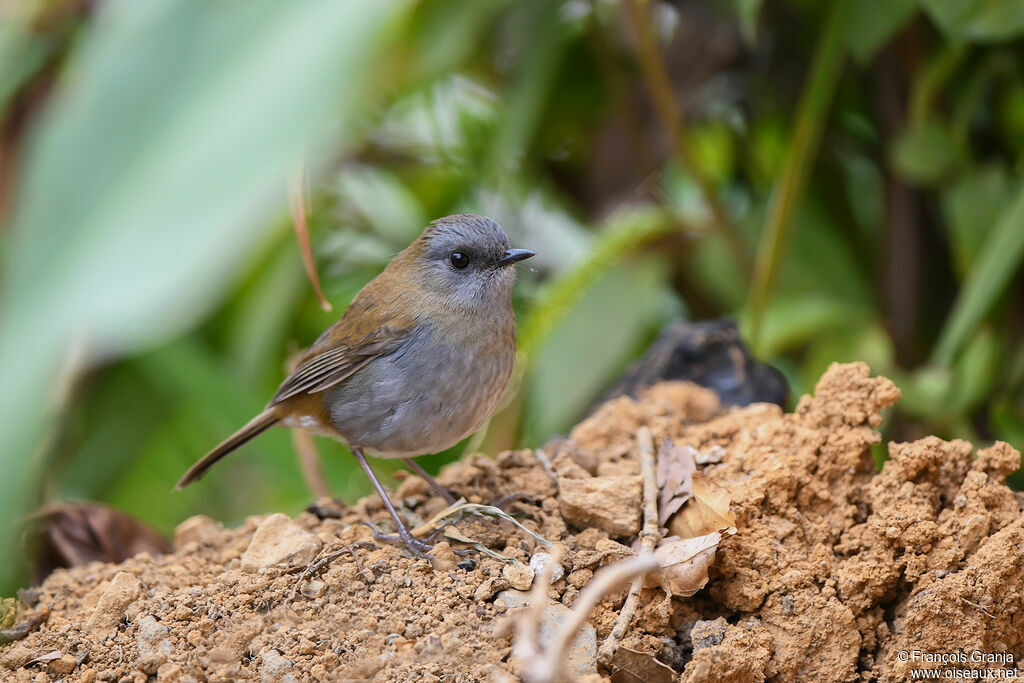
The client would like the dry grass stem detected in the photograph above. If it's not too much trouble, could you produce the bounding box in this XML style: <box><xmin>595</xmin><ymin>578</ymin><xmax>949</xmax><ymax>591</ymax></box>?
<box><xmin>598</xmin><ymin>426</ymin><xmax>664</xmax><ymax>665</ymax></box>
<box><xmin>513</xmin><ymin>551</ymin><xmax>660</xmax><ymax>683</ymax></box>
<box><xmin>291</xmin><ymin>428</ymin><xmax>330</xmax><ymax>500</ymax></box>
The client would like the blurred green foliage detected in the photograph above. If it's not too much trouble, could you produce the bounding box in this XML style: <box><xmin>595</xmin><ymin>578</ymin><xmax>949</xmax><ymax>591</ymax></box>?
<box><xmin>1</xmin><ymin>0</ymin><xmax>1023</xmax><ymax>593</ymax></box>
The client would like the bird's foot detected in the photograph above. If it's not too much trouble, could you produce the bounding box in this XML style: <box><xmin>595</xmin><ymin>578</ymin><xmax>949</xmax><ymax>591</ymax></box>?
<box><xmin>359</xmin><ymin>521</ymin><xmax>476</xmax><ymax>559</ymax></box>
<box><xmin>359</xmin><ymin>521</ymin><xmax>435</xmax><ymax>558</ymax></box>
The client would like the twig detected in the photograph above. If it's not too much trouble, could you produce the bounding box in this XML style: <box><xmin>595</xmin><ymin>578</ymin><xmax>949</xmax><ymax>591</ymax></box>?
<box><xmin>511</xmin><ymin>547</ymin><xmax>563</xmax><ymax>674</ymax></box>
<box><xmin>292</xmin><ymin>428</ymin><xmax>331</xmax><ymax>500</ymax></box>
<box><xmin>532</xmin><ymin>449</ymin><xmax>559</xmax><ymax>487</ymax></box>
<box><xmin>598</xmin><ymin>426</ymin><xmax>663</xmax><ymax>666</ymax></box>
<box><xmin>0</xmin><ymin>610</ymin><xmax>48</xmax><ymax>645</ymax></box>
<box><xmin>511</xmin><ymin>552</ymin><xmax>660</xmax><ymax>683</ymax></box>
<box><xmin>620</xmin><ymin>0</ymin><xmax>751</xmax><ymax>273</ymax></box>
<box><xmin>290</xmin><ymin>544</ymin><xmax>370</xmax><ymax>599</ymax></box>
<box><xmin>961</xmin><ymin>596</ymin><xmax>995</xmax><ymax>619</ymax></box>
<box><xmin>539</xmin><ymin>555</ymin><xmax>660</xmax><ymax>682</ymax></box>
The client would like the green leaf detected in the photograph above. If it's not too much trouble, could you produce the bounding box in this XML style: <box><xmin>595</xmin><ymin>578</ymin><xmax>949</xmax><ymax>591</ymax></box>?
<box><xmin>950</xmin><ymin>326</ymin><xmax>1002</xmax><ymax>413</ymax></box>
<box><xmin>744</xmin><ymin>294</ymin><xmax>867</xmax><ymax>359</ymax></box>
<box><xmin>0</xmin><ymin>13</ymin><xmax>57</xmax><ymax>114</ymax></box>
<box><xmin>0</xmin><ymin>0</ymin><xmax>411</xmax><ymax>592</ymax></box>
<box><xmin>892</xmin><ymin>365</ymin><xmax>954</xmax><ymax>418</ymax></box>
<box><xmin>845</xmin><ymin>0</ymin><xmax>917</xmax><ymax>64</ymax></box>
<box><xmin>523</xmin><ymin>258</ymin><xmax>672</xmax><ymax>444</ymax></box>
<box><xmin>728</xmin><ymin>0</ymin><xmax>764</xmax><ymax>43</ymax></box>
<box><xmin>921</xmin><ymin>0</ymin><xmax>1024</xmax><ymax>43</ymax></box>
<box><xmin>747</xmin><ymin>0</ymin><xmax>853</xmax><ymax>353</ymax></box>
<box><xmin>942</xmin><ymin>165</ymin><xmax>1013</xmax><ymax>277</ymax></box>
<box><xmin>889</xmin><ymin>118</ymin><xmax>959</xmax><ymax>186</ymax></box>
<box><xmin>932</xmin><ymin>176</ymin><xmax>1024</xmax><ymax>364</ymax></box>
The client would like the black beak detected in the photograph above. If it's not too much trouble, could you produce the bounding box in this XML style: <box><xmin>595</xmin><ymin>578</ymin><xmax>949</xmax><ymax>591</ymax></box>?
<box><xmin>496</xmin><ymin>248</ymin><xmax>535</xmax><ymax>267</ymax></box>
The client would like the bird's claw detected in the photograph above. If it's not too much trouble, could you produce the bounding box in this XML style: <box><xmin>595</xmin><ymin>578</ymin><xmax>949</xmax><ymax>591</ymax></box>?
<box><xmin>359</xmin><ymin>521</ymin><xmax>434</xmax><ymax>558</ymax></box>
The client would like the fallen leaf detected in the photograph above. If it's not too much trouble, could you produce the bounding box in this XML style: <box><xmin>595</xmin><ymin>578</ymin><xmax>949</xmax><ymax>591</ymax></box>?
<box><xmin>26</xmin><ymin>650</ymin><xmax>62</xmax><ymax>667</ymax></box>
<box><xmin>649</xmin><ymin>532</ymin><xmax>721</xmax><ymax>596</ymax></box>
<box><xmin>656</xmin><ymin>439</ymin><xmax>697</xmax><ymax>526</ymax></box>
<box><xmin>0</xmin><ymin>610</ymin><xmax>48</xmax><ymax>645</ymax></box>
<box><xmin>415</xmin><ymin>498</ymin><xmax>551</xmax><ymax>547</ymax></box>
<box><xmin>441</xmin><ymin>525</ymin><xmax>518</xmax><ymax>563</ymax></box>
<box><xmin>610</xmin><ymin>645</ymin><xmax>677</xmax><ymax>683</ymax></box>
<box><xmin>667</xmin><ymin>473</ymin><xmax>737</xmax><ymax>539</ymax></box>
<box><xmin>288</xmin><ymin>160</ymin><xmax>331</xmax><ymax>312</ymax></box>
<box><xmin>0</xmin><ymin>598</ymin><xmax>14</xmax><ymax>628</ymax></box>
<box><xmin>27</xmin><ymin>502</ymin><xmax>172</xmax><ymax>583</ymax></box>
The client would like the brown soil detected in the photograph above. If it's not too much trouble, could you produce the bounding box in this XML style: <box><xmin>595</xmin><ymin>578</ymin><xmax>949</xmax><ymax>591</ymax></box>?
<box><xmin>3</xmin><ymin>362</ymin><xmax>1023</xmax><ymax>682</ymax></box>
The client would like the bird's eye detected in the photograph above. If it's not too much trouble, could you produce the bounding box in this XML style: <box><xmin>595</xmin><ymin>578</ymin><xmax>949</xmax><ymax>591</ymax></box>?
<box><xmin>449</xmin><ymin>251</ymin><xmax>470</xmax><ymax>269</ymax></box>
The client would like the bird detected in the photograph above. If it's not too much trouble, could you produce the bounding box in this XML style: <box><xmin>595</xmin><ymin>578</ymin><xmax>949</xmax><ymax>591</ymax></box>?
<box><xmin>176</xmin><ymin>214</ymin><xmax>534</xmax><ymax>554</ymax></box>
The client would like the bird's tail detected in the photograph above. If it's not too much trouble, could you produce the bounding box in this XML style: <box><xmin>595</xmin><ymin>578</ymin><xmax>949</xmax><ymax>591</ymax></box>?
<box><xmin>175</xmin><ymin>409</ymin><xmax>279</xmax><ymax>490</ymax></box>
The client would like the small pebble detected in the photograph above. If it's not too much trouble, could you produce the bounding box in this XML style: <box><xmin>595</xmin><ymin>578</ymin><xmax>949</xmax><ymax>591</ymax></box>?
<box><xmin>529</xmin><ymin>552</ymin><xmax>563</xmax><ymax>583</ymax></box>
<box><xmin>503</xmin><ymin>560</ymin><xmax>535</xmax><ymax>590</ymax></box>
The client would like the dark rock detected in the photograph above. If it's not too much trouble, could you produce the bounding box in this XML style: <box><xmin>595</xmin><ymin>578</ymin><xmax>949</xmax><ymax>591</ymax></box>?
<box><xmin>601</xmin><ymin>318</ymin><xmax>787</xmax><ymax>407</ymax></box>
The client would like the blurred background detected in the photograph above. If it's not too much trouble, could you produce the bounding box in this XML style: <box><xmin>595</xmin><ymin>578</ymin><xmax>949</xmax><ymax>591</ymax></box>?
<box><xmin>1</xmin><ymin>0</ymin><xmax>1023</xmax><ymax>593</ymax></box>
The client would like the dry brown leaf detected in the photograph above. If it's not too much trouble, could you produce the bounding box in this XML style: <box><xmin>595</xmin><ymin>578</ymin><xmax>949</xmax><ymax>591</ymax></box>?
<box><xmin>26</xmin><ymin>650</ymin><xmax>62</xmax><ymax>666</ymax></box>
<box><xmin>667</xmin><ymin>472</ymin><xmax>737</xmax><ymax>539</ymax></box>
<box><xmin>649</xmin><ymin>532</ymin><xmax>721</xmax><ymax>596</ymax></box>
<box><xmin>0</xmin><ymin>598</ymin><xmax>14</xmax><ymax>628</ymax></box>
<box><xmin>0</xmin><ymin>611</ymin><xmax>48</xmax><ymax>645</ymax></box>
<box><xmin>288</xmin><ymin>161</ymin><xmax>331</xmax><ymax>312</ymax></box>
<box><xmin>656</xmin><ymin>439</ymin><xmax>697</xmax><ymax>526</ymax></box>
<box><xmin>610</xmin><ymin>646</ymin><xmax>677</xmax><ymax>683</ymax></box>
<box><xmin>27</xmin><ymin>502</ymin><xmax>172</xmax><ymax>583</ymax></box>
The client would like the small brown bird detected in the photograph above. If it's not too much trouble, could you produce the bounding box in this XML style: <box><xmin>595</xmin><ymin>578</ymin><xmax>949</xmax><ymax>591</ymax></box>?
<box><xmin>177</xmin><ymin>214</ymin><xmax>534</xmax><ymax>553</ymax></box>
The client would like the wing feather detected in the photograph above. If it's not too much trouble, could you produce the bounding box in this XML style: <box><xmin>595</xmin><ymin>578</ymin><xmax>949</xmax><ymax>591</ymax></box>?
<box><xmin>270</xmin><ymin>334</ymin><xmax>405</xmax><ymax>404</ymax></box>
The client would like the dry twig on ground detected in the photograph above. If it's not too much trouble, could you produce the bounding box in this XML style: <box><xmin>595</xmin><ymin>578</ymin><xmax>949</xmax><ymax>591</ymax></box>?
<box><xmin>510</xmin><ymin>550</ymin><xmax>660</xmax><ymax>683</ymax></box>
<box><xmin>598</xmin><ymin>426</ymin><xmax>664</xmax><ymax>666</ymax></box>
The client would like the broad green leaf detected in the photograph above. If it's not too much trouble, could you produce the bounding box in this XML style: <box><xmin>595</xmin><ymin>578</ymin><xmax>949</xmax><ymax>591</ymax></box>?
<box><xmin>942</xmin><ymin>165</ymin><xmax>1013</xmax><ymax>277</ymax></box>
<box><xmin>950</xmin><ymin>326</ymin><xmax>1002</xmax><ymax>413</ymax></box>
<box><xmin>890</xmin><ymin>118</ymin><xmax>959</xmax><ymax>185</ymax></box>
<box><xmin>921</xmin><ymin>0</ymin><xmax>1024</xmax><ymax>43</ymax></box>
<box><xmin>334</xmin><ymin>166</ymin><xmax>427</xmax><ymax>245</ymax></box>
<box><xmin>933</xmin><ymin>176</ymin><xmax>1024</xmax><ymax>364</ymax></box>
<box><xmin>846</xmin><ymin>0</ymin><xmax>917</xmax><ymax>64</ymax></box>
<box><xmin>890</xmin><ymin>365</ymin><xmax>954</xmax><ymax>418</ymax></box>
<box><xmin>0</xmin><ymin>12</ymin><xmax>57</xmax><ymax>114</ymax></box>
<box><xmin>728</xmin><ymin>0</ymin><xmax>764</xmax><ymax>43</ymax></box>
<box><xmin>744</xmin><ymin>294</ymin><xmax>868</xmax><ymax>359</ymax></box>
<box><xmin>0</xmin><ymin>0</ymin><xmax>411</xmax><ymax>592</ymax></box>
<box><xmin>523</xmin><ymin>258</ymin><xmax>674</xmax><ymax>443</ymax></box>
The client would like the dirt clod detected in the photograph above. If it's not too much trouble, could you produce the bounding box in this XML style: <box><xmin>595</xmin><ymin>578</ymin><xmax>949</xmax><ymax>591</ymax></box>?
<box><xmin>2</xmin><ymin>363</ymin><xmax>1022</xmax><ymax>681</ymax></box>
<box><xmin>240</xmin><ymin>513</ymin><xmax>322</xmax><ymax>572</ymax></box>
<box><xmin>559</xmin><ymin>476</ymin><xmax>642</xmax><ymax>537</ymax></box>
<box><xmin>85</xmin><ymin>571</ymin><xmax>140</xmax><ymax>637</ymax></box>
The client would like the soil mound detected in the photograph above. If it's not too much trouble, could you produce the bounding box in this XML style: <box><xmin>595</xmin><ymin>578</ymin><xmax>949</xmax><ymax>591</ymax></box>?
<box><xmin>2</xmin><ymin>362</ymin><xmax>1022</xmax><ymax>681</ymax></box>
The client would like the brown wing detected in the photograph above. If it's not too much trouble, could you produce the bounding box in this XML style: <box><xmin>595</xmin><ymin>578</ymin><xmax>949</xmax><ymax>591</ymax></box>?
<box><xmin>269</xmin><ymin>263</ymin><xmax>420</xmax><ymax>405</ymax></box>
<box><xmin>270</xmin><ymin>334</ymin><xmax>402</xmax><ymax>403</ymax></box>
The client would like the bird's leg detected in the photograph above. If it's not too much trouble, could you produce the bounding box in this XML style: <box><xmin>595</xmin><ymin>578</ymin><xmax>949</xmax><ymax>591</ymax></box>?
<box><xmin>351</xmin><ymin>447</ymin><xmax>432</xmax><ymax>557</ymax></box>
<box><xmin>400</xmin><ymin>457</ymin><xmax>457</xmax><ymax>505</ymax></box>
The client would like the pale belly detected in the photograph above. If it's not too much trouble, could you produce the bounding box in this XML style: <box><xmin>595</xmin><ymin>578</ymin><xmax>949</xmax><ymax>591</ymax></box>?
<box><xmin>315</xmin><ymin>323</ymin><xmax>515</xmax><ymax>459</ymax></box>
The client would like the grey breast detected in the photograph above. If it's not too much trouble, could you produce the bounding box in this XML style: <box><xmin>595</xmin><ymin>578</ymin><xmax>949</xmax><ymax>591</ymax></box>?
<box><xmin>323</xmin><ymin>322</ymin><xmax>514</xmax><ymax>458</ymax></box>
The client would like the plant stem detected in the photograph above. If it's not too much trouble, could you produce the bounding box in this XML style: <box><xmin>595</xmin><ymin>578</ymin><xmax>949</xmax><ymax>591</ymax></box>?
<box><xmin>598</xmin><ymin>426</ymin><xmax>662</xmax><ymax>666</ymax></box>
<box><xmin>620</xmin><ymin>0</ymin><xmax>752</xmax><ymax>273</ymax></box>
<box><xmin>747</xmin><ymin>0</ymin><xmax>852</xmax><ymax>354</ymax></box>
